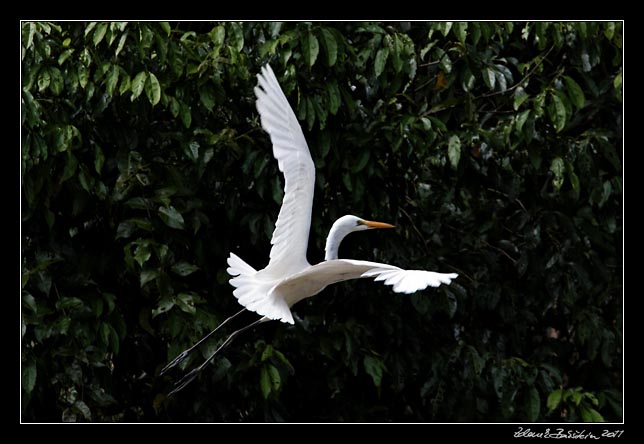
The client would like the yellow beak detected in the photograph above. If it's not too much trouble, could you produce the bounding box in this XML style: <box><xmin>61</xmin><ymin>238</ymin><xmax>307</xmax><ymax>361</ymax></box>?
<box><xmin>361</xmin><ymin>219</ymin><xmax>395</xmax><ymax>229</ymax></box>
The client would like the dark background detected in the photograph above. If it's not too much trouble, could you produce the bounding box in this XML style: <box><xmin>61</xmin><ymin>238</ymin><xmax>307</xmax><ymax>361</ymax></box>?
<box><xmin>21</xmin><ymin>21</ymin><xmax>622</xmax><ymax>422</ymax></box>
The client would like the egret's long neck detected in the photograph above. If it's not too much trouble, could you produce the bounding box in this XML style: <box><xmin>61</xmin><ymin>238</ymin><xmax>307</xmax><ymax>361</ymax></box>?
<box><xmin>324</xmin><ymin>221</ymin><xmax>353</xmax><ymax>261</ymax></box>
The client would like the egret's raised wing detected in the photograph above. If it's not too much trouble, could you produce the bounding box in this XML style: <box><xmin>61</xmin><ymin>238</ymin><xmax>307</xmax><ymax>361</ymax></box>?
<box><xmin>264</xmin><ymin>259</ymin><xmax>458</xmax><ymax>324</ymax></box>
<box><xmin>255</xmin><ymin>65</ymin><xmax>315</xmax><ymax>276</ymax></box>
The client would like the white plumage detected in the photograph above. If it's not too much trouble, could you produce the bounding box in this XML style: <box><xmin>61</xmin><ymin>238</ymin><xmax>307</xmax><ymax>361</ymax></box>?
<box><xmin>161</xmin><ymin>64</ymin><xmax>459</xmax><ymax>395</ymax></box>
<box><xmin>227</xmin><ymin>64</ymin><xmax>458</xmax><ymax>325</ymax></box>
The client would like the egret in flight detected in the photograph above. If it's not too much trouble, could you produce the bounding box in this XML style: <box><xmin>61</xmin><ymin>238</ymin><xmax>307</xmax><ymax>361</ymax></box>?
<box><xmin>161</xmin><ymin>64</ymin><xmax>458</xmax><ymax>395</ymax></box>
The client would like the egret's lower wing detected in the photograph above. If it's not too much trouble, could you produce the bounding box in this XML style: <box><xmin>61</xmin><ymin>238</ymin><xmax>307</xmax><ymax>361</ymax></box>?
<box><xmin>269</xmin><ymin>259</ymin><xmax>458</xmax><ymax>312</ymax></box>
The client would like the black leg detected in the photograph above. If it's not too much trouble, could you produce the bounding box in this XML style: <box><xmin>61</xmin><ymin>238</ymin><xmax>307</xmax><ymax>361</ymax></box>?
<box><xmin>167</xmin><ymin>317</ymin><xmax>270</xmax><ymax>397</ymax></box>
<box><xmin>160</xmin><ymin>308</ymin><xmax>246</xmax><ymax>375</ymax></box>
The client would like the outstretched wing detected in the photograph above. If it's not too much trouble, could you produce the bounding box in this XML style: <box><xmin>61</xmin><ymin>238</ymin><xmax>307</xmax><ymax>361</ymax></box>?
<box><xmin>358</xmin><ymin>262</ymin><xmax>458</xmax><ymax>293</ymax></box>
<box><xmin>255</xmin><ymin>64</ymin><xmax>315</xmax><ymax>277</ymax></box>
<box><xmin>265</xmin><ymin>259</ymin><xmax>458</xmax><ymax>323</ymax></box>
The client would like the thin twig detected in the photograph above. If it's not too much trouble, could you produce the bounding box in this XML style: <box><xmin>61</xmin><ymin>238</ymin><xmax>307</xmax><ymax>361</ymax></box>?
<box><xmin>445</xmin><ymin>263</ymin><xmax>476</xmax><ymax>284</ymax></box>
<box><xmin>400</xmin><ymin>207</ymin><xmax>430</xmax><ymax>255</ymax></box>
<box><xmin>482</xmin><ymin>239</ymin><xmax>518</xmax><ymax>264</ymax></box>
<box><xmin>485</xmin><ymin>187</ymin><xmax>530</xmax><ymax>216</ymax></box>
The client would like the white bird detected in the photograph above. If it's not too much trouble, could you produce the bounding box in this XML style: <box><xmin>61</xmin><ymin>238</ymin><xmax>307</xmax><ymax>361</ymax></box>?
<box><xmin>161</xmin><ymin>64</ymin><xmax>458</xmax><ymax>395</ymax></box>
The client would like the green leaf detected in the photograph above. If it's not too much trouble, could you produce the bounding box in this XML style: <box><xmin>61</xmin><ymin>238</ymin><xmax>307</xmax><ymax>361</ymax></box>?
<box><xmin>374</xmin><ymin>46</ymin><xmax>389</xmax><ymax>78</ymax></box>
<box><xmin>93</xmin><ymin>22</ymin><xmax>108</xmax><ymax>46</ymax></box>
<box><xmin>152</xmin><ymin>297</ymin><xmax>174</xmax><ymax>318</ymax></box>
<box><xmin>454</xmin><ymin>22</ymin><xmax>468</xmax><ymax>43</ymax></box>
<box><xmin>229</xmin><ymin>22</ymin><xmax>244</xmax><ymax>52</ymax></box>
<box><xmin>118</xmin><ymin>72</ymin><xmax>131</xmax><ymax>95</ymax></box>
<box><xmin>49</xmin><ymin>67</ymin><xmax>64</xmax><ymax>95</ymax></box>
<box><xmin>352</xmin><ymin>150</ymin><xmax>370</xmax><ymax>173</ymax></box>
<box><xmin>272</xmin><ymin>349</ymin><xmax>295</xmax><ymax>374</ymax></box>
<box><xmin>302</xmin><ymin>31</ymin><xmax>319</xmax><ymax>69</ymax></box>
<box><xmin>566</xmin><ymin>160</ymin><xmax>580</xmax><ymax>199</ymax></box>
<box><xmin>327</xmin><ymin>81</ymin><xmax>341</xmax><ymax>115</ymax></box>
<box><xmin>94</xmin><ymin>145</ymin><xmax>105</xmax><ymax>174</ymax></box>
<box><xmin>549</xmin><ymin>93</ymin><xmax>567</xmax><ymax>132</ymax></box>
<box><xmin>259</xmin><ymin>39</ymin><xmax>279</xmax><ymax>58</ymax></box>
<box><xmin>319</xmin><ymin>28</ymin><xmax>338</xmax><ymax>67</ymax></box>
<box><xmin>272</xmin><ymin>177</ymin><xmax>284</xmax><ymax>204</ymax></box>
<box><xmin>439</xmin><ymin>53</ymin><xmax>452</xmax><ymax>74</ymax></box>
<box><xmin>22</xmin><ymin>292</ymin><xmax>37</xmax><ymax>312</ymax></box>
<box><xmin>145</xmin><ymin>72</ymin><xmax>161</xmax><ymax>106</ymax></box>
<box><xmin>515</xmin><ymin>109</ymin><xmax>530</xmax><ymax>134</ymax></box>
<box><xmin>100</xmin><ymin>293</ymin><xmax>115</xmax><ymax>315</ymax></box>
<box><xmin>580</xmin><ymin>405</ymin><xmax>605</xmax><ymax>422</ymax></box>
<box><xmin>550</xmin><ymin>157</ymin><xmax>565</xmax><ymax>191</ymax></box>
<box><xmin>176</xmin><ymin>293</ymin><xmax>196</xmax><ymax>314</ymax></box>
<box><xmin>260</xmin><ymin>366</ymin><xmax>271</xmax><ymax>399</ymax></box>
<box><xmin>22</xmin><ymin>361</ymin><xmax>37</xmax><ymax>394</ymax></box>
<box><xmin>23</xmin><ymin>22</ymin><xmax>36</xmax><ymax>50</ymax></box>
<box><xmin>438</xmin><ymin>22</ymin><xmax>453</xmax><ymax>37</ymax></box>
<box><xmin>411</xmin><ymin>293</ymin><xmax>430</xmax><ymax>314</ymax></box>
<box><xmin>428</xmin><ymin>116</ymin><xmax>447</xmax><ymax>133</ymax></box>
<box><xmin>268</xmin><ymin>364</ymin><xmax>281</xmax><ymax>391</ymax></box>
<box><xmin>58</xmin><ymin>48</ymin><xmax>74</xmax><ymax>66</ymax></box>
<box><xmin>140</xmin><ymin>269</ymin><xmax>159</xmax><ymax>287</ymax></box>
<box><xmin>131</xmin><ymin>71</ymin><xmax>148</xmax><ymax>100</ymax></box>
<box><xmin>212</xmin><ymin>357</ymin><xmax>232</xmax><ymax>382</ymax></box>
<box><xmin>419</xmin><ymin>117</ymin><xmax>432</xmax><ymax>131</ymax></box>
<box><xmin>171</xmin><ymin>262</ymin><xmax>199</xmax><ymax>276</ymax></box>
<box><xmin>134</xmin><ymin>242</ymin><xmax>152</xmax><ymax>267</ymax></box>
<box><xmin>105</xmin><ymin>65</ymin><xmax>119</xmax><ymax>96</ymax></box>
<box><xmin>563</xmin><ymin>76</ymin><xmax>585</xmax><ymax>109</ymax></box>
<box><xmin>158</xmin><ymin>206</ymin><xmax>185</xmax><ymax>229</ymax></box>
<box><xmin>448</xmin><ymin>135</ymin><xmax>461</xmax><ymax>169</ymax></box>
<box><xmin>483</xmin><ymin>67</ymin><xmax>496</xmax><ymax>90</ymax></box>
<box><xmin>74</xmin><ymin>400</ymin><xmax>92</xmax><ymax>421</ymax></box>
<box><xmin>115</xmin><ymin>31</ymin><xmax>128</xmax><ymax>57</ymax></box>
<box><xmin>199</xmin><ymin>84</ymin><xmax>216</xmax><ymax>111</ymax></box>
<box><xmin>306</xmin><ymin>97</ymin><xmax>315</xmax><ymax>131</ymax></box>
<box><xmin>99</xmin><ymin>322</ymin><xmax>111</xmax><ymax>347</ymax></box>
<box><xmin>78</xmin><ymin>64</ymin><xmax>89</xmax><ymax>89</ymax></box>
<box><xmin>261</xmin><ymin>344</ymin><xmax>273</xmax><ymax>362</ymax></box>
<box><xmin>159</xmin><ymin>22</ymin><xmax>171</xmax><ymax>36</ymax></box>
<box><xmin>342</xmin><ymin>172</ymin><xmax>353</xmax><ymax>192</ymax></box>
<box><xmin>547</xmin><ymin>388</ymin><xmax>562</xmax><ymax>412</ymax></box>
<box><xmin>61</xmin><ymin>152</ymin><xmax>78</xmax><ymax>182</ymax></box>
<box><xmin>513</xmin><ymin>87</ymin><xmax>529</xmax><ymax>110</ymax></box>
<box><xmin>391</xmin><ymin>35</ymin><xmax>403</xmax><ymax>73</ymax></box>
<box><xmin>363</xmin><ymin>355</ymin><xmax>384</xmax><ymax>388</ymax></box>
<box><xmin>210</xmin><ymin>26</ymin><xmax>225</xmax><ymax>46</ymax></box>
<box><xmin>445</xmin><ymin>291</ymin><xmax>457</xmax><ymax>318</ymax></box>
<box><xmin>56</xmin><ymin>296</ymin><xmax>84</xmax><ymax>311</ymax></box>
<box><xmin>613</xmin><ymin>69</ymin><xmax>622</xmax><ymax>102</ymax></box>
<box><xmin>180</xmin><ymin>102</ymin><xmax>192</xmax><ymax>128</ymax></box>
<box><xmin>38</xmin><ymin>68</ymin><xmax>51</xmax><ymax>92</ymax></box>
<box><xmin>526</xmin><ymin>387</ymin><xmax>541</xmax><ymax>422</ymax></box>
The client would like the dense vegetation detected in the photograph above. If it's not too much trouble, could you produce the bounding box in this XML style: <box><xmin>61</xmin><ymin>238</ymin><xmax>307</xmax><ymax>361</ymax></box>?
<box><xmin>21</xmin><ymin>21</ymin><xmax>622</xmax><ymax>422</ymax></box>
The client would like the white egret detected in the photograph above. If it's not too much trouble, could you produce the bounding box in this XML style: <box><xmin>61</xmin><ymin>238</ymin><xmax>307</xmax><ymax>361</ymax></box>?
<box><xmin>161</xmin><ymin>64</ymin><xmax>457</xmax><ymax>395</ymax></box>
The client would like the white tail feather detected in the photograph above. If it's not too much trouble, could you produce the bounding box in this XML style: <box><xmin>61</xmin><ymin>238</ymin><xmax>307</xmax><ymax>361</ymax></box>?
<box><xmin>226</xmin><ymin>253</ymin><xmax>294</xmax><ymax>324</ymax></box>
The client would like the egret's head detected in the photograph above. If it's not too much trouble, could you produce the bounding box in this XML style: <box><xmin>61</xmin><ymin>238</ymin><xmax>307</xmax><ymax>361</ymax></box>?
<box><xmin>337</xmin><ymin>215</ymin><xmax>395</xmax><ymax>233</ymax></box>
<box><xmin>325</xmin><ymin>215</ymin><xmax>395</xmax><ymax>261</ymax></box>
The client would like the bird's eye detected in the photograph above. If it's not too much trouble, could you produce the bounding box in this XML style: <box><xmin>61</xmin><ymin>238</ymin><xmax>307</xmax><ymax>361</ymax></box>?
<box><xmin>356</xmin><ymin>220</ymin><xmax>364</xmax><ymax>226</ymax></box>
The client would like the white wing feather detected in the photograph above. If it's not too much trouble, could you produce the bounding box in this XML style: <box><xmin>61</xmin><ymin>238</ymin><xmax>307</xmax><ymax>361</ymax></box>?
<box><xmin>264</xmin><ymin>259</ymin><xmax>459</xmax><ymax>323</ymax></box>
<box><xmin>360</xmin><ymin>267</ymin><xmax>458</xmax><ymax>293</ymax></box>
<box><xmin>254</xmin><ymin>65</ymin><xmax>315</xmax><ymax>277</ymax></box>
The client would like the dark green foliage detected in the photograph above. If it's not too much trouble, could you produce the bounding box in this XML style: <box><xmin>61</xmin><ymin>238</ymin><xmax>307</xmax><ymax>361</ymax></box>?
<box><xmin>22</xmin><ymin>21</ymin><xmax>622</xmax><ymax>422</ymax></box>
